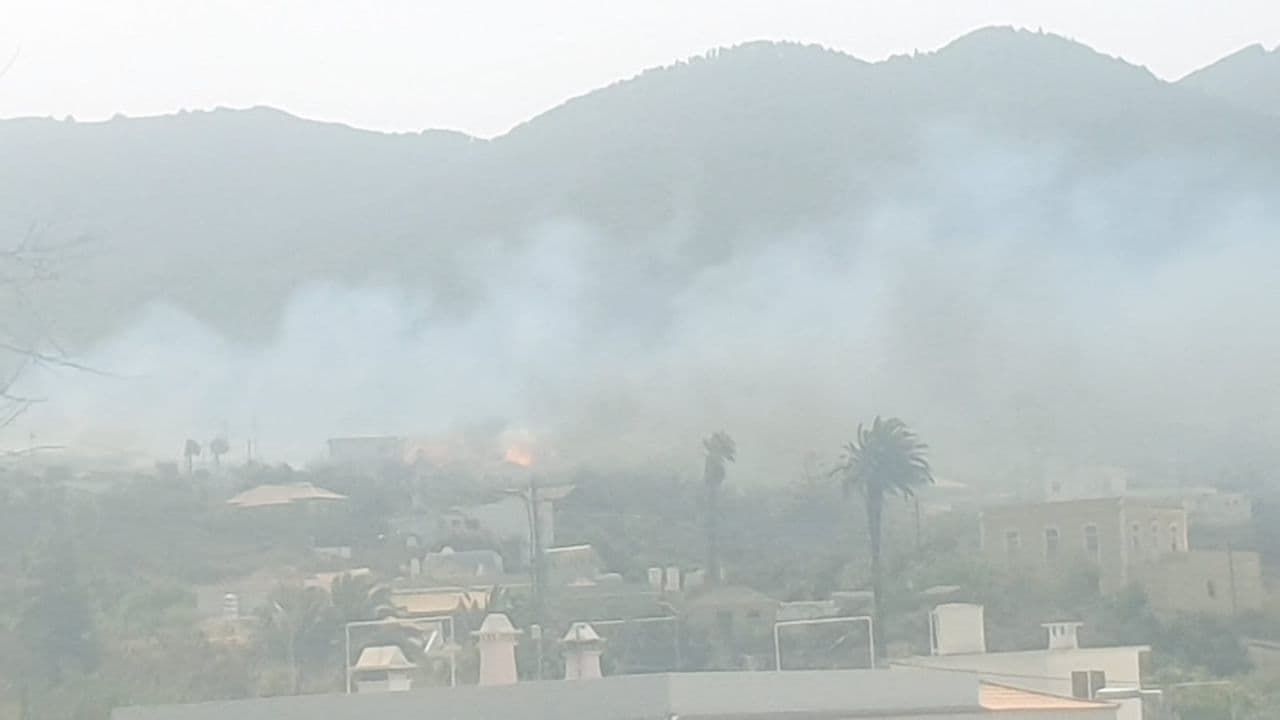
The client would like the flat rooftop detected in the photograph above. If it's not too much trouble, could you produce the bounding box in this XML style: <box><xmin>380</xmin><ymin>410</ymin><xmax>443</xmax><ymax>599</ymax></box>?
<box><xmin>114</xmin><ymin>670</ymin><xmax>977</xmax><ymax>720</ymax></box>
<box><xmin>113</xmin><ymin>669</ymin><xmax>1116</xmax><ymax>720</ymax></box>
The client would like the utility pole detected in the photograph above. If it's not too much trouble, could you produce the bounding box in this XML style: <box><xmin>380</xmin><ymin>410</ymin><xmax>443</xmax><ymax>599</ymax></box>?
<box><xmin>1227</xmin><ymin>541</ymin><xmax>1239</xmax><ymax>616</ymax></box>
<box><xmin>507</xmin><ymin>474</ymin><xmax>547</xmax><ymax>629</ymax></box>
<box><xmin>528</xmin><ymin>474</ymin><xmax>546</xmax><ymax>624</ymax></box>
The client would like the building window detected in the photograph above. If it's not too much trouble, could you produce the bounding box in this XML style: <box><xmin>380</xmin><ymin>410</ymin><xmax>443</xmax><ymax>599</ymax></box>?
<box><xmin>1170</xmin><ymin>524</ymin><xmax>1181</xmax><ymax>552</ymax></box>
<box><xmin>1083</xmin><ymin>524</ymin><xmax>1100</xmax><ymax>560</ymax></box>
<box><xmin>1005</xmin><ymin>530</ymin><xmax>1021</xmax><ymax>560</ymax></box>
<box><xmin>1130</xmin><ymin>523</ymin><xmax>1141</xmax><ymax>550</ymax></box>
<box><xmin>1207</xmin><ymin>580</ymin><xmax>1218</xmax><ymax>599</ymax></box>
<box><xmin>1045</xmin><ymin>527</ymin><xmax>1061</xmax><ymax>562</ymax></box>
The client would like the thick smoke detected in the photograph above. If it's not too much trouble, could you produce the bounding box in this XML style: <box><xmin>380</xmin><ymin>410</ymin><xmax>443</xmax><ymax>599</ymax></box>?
<box><xmin>10</xmin><ymin>127</ymin><xmax>1280</xmax><ymax>489</ymax></box>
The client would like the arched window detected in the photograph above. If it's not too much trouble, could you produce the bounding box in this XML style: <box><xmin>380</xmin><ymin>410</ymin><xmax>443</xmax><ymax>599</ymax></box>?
<box><xmin>1005</xmin><ymin>530</ymin><xmax>1021</xmax><ymax>562</ymax></box>
<box><xmin>1083</xmin><ymin>524</ymin><xmax>1100</xmax><ymax>561</ymax></box>
<box><xmin>1045</xmin><ymin>527</ymin><xmax>1061</xmax><ymax>561</ymax></box>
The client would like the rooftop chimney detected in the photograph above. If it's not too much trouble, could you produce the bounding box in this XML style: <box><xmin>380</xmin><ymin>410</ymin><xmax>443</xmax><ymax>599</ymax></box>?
<box><xmin>648</xmin><ymin>567</ymin><xmax>664</xmax><ymax>591</ymax></box>
<box><xmin>664</xmin><ymin>566</ymin><xmax>681</xmax><ymax>593</ymax></box>
<box><xmin>474</xmin><ymin>613</ymin><xmax>522</xmax><ymax>686</ymax></box>
<box><xmin>561</xmin><ymin>622</ymin><xmax>605</xmax><ymax>680</ymax></box>
<box><xmin>1043</xmin><ymin>621</ymin><xmax>1083</xmax><ymax>650</ymax></box>
<box><xmin>929</xmin><ymin>603</ymin><xmax>986</xmax><ymax>655</ymax></box>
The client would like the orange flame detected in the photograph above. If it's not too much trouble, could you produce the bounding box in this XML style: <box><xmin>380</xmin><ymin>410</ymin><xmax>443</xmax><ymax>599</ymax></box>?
<box><xmin>504</xmin><ymin>445</ymin><xmax>534</xmax><ymax>468</ymax></box>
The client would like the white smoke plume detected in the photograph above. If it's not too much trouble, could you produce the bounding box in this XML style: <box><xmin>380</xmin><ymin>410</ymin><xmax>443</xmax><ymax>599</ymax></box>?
<box><xmin>9</xmin><ymin>126</ymin><xmax>1280</xmax><ymax>489</ymax></box>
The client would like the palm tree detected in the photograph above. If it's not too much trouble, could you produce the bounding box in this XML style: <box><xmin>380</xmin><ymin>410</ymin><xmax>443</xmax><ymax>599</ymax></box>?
<box><xmin>831</xmin><ymin>417</ymin><xmax>933</xmax><ymax>658</ymax></box>
<box><xmin>702</xmin><ymin>431</ymin><xmax>736</xmax><ymax>585</ymax></box>
<box><xmin>329</xmin><ymin>572</ymin><xmax>393</xmax><ymax>623</ymax></box>
<box><xmin>209</xmin><ymin>435</ymin><xmax>230</xmax><ymax>469</ymax></box>
<box><xmin>259</xmin><ymin>584</ymin><xmax>336</xmax><ymax>694</ymax></box>
<box><xmin>183</xmin><ymin>439</ymin><xmax>201</xmax><ymax>475</ymax></box>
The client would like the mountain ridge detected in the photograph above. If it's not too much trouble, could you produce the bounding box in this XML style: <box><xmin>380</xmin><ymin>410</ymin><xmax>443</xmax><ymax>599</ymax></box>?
<box><xmin>1179</xmin><ymin>42</ymin><xmax>1280</xmax><ymax>117</ymax></box>
<box><xmin>2</xmin><ymin>27</ymin><xmax>1279</xmax><ymax>346</ymax></box>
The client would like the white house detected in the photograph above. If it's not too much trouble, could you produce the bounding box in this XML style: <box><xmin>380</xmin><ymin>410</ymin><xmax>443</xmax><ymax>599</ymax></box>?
<box><xmin>894</xmin><ymin>604</ymin><xmax>1152</xmax><ymax>720</ymax></box>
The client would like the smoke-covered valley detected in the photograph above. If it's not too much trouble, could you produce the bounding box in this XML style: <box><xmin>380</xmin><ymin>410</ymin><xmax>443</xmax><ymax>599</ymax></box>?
<box><xmin>12</xmin><ymin>124</ymin><xmax>1280</xmax><ymax>489</ymax></box>
<box><xmin>5</xmin><ymin>29</ymin><xmax>1280</xmax><ymax>488</ymax></box>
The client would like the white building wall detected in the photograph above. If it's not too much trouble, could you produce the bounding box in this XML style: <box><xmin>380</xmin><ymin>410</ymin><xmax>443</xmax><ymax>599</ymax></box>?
<box><xmin>894</xmin><ymin>647</ymin><xmax>1145</xmax><ymax>697</ymax></box>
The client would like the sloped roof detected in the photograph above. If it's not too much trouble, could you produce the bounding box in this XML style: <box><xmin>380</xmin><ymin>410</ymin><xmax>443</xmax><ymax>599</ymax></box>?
<box><xmin>304</xmin><ymin>568</ymin><xmax>372</xmax><ymax>591</ymax></box>
<box><xmin>226</xmin><ymin>482</ymin><xmax>347</xmax><ymax>508</ymax></box>
<box><xmin>562</xmin><ymin>622</ymin><xmax>603</xmax><ymax>644</ymax></box>
<box><xmin>980</xmin><ymin>682</ymin><xmax>1115</xmax><ymax>711</ymax></box>
<box><xmin>476</xmin><ymin>613</ymin><xmax>521</xmax><ymax>636</ymax></box>
<box><xmin>354</xmin><ymin>645</ymin><xmax>415</xmax><ymax>672</ymax></box>
<box><xmin>391</xmin><ymin>588</ymin><xmax>490</xmax><ymax>616</ymax></box>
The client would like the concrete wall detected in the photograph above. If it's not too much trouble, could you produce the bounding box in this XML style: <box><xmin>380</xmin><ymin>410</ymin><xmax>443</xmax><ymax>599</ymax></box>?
<box><xmin>1120</xmin><ymin>504</ymin><xmax>1188</xmax><ymax>564</ymax></box>
<box><xmin>896</xmin><ymin>640</ymin><xmax>1146</xmax><ymax>696</ymax></box>
<box><xmin>896</xmin><ymin>646</ymin><xmax>1144</xmax><ymax>699</ymax></box>
<box><xmin>981</xmin><ymin>498</ymin><xmax>1128</xmax><ymax>592</ymax></box>
<box><xmin>1134</xmin><ymin>549</ymin><xmax>1265</xmax><ymax>617</ymax></box>
<box><xmin>114</xmin><ymin>670</ymin><xmax>1011</xmax><ymax>720</ymax></box>
<box><xmin>1188</xmin><ymin>492</ymin><xmax>1253</xmax><ymax>527</ymax></box>
<box><xmin>980</xmin><ymin>499</ymin><xmax>1189</xmax><ymax>593</ymax></box>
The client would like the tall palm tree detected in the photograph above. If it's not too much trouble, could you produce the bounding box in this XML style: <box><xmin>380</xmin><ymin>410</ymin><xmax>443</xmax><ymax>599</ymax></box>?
<box><xmin>259</xmin><ymin>584</ymin><xmax>336</xmax><ymax>694</ymax></box>
<box><xmin>831</xmin><ymin>417</ymin><xmax>933</xmax><ymax>658</ymax></box>
<box><xmin>209</xmin><ymin>435</ymin><xmax>230</xmax><ymax>469</ymax></box>
<box><xmin>183</xmin><ymin>439</ymin><xmax>201</xmax><ymax>475</ymax></box>
<box><xmin>330</xmin><ymin>572</ymin><xmax>393</xmax><ymax>623</ymax></box>
<box><xmin>702</xmin><ymin>431</ymin><xmax>736</xmax><ymax>585</ymax></box>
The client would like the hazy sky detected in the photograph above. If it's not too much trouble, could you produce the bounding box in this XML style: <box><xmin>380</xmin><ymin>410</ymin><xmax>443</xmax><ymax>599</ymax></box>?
<box><xmin>2</xmin><ymin>1</ymin><xmax>1278</xmax><ymax>137</ymax></box>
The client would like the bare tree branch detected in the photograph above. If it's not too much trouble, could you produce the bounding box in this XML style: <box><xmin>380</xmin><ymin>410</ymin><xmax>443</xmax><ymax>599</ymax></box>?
<box><xmin>0</xmin><ymin>47</ymin><xmax>17</xmax><ymax>80</ymax></box>
<box><xmin>0</xmin><ymin>223</ymin><xmax>98</xmax><ymax>430</ymax></box>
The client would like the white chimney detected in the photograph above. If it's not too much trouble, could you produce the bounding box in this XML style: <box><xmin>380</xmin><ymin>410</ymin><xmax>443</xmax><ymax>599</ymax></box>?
<box><xmin>647</xmin><ymin>567</ymin><xmax>664</xmax><ymax>590</ymax></box>
<box><xmin>474</xmin><ymin>613</ymin><xmax>522</xmax><ymax>685</ymax></box>
<box><xmin>409</xmin><ymin>557</ymin><xmax>421</xmax><ymax>576</ymax></box>
<box><xmin>664</xmin><ymin>566</ymin><xmax>681</xmax><ymax>592</ymax></box>
<box><xmin>222</xmin><ymin>592</ymin><xmax>240</xmax><ymax>620</ymax></box>
<box><xmin>1043</xmin><ymin>621</ymin><xmax>1083</xmax><ymax>650</ymax></box>
<box><xmin>561</xmin><ymin>622</ymin><xmax>605</xmax><ymax>680</ymax></box>
<box><xmin>929</xmin><ymin>603</ymin><xmax>986</xmax><ymax>655</ymax></box>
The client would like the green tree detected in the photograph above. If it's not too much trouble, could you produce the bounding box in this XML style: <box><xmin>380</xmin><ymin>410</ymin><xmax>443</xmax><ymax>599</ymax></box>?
<box><xmin>258</xmin><ymin>585</ymin><xmax>338</xmax><ymax>694</ymax></box>
<box><xmin>832</xmin><ymin>417</ymin><xmax>933</xmax><ymax>658</ymax></box>
<box><xmin>701</xmin><ymin>431</ymin><xmax>736</xmax><ymax>585</ymax></box>
<box><xmin>209</xmin><ymin>435</ymin><xmax>230</xmax><ymax>469</ymax></box>
<box><xmin>17</xmin><ymin>540</ymin><xmax>98</xmax><ymax>684</ymax></box>
<box><xmin>183</xmin><ymin>439</ymin><xmax>201</xmax><ymax>475</ymax></box>
<box><xmin>329</xmin><ymin>573</ymin><xmax>392</xmax><ymax>624</ymax></box>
